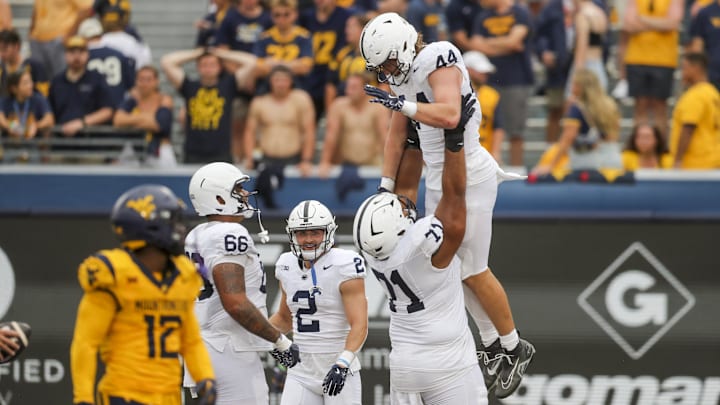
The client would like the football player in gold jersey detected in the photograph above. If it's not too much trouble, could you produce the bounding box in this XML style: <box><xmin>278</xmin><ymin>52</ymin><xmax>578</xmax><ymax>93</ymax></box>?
<box><xmin>71</xmin><ymin>184</ymin><xmax>216</xmax><ymax>405</ymax></box>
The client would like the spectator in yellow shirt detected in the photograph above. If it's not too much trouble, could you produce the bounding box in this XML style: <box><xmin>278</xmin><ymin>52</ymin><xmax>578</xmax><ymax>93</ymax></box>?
<box><xmin>670</xmin><ymin>52</ymin><xmax>720</xmax><ymax>169</ymax></box>
<box><xmin>463</xmin><ymin>51</ymin><xmax>505</xmax><ymax>164</ymax></box>
<box><xmin>622</xmin><ymin>123</ymin><xmax>673</xmax><ymax>169</ymax></box>
<box><xmin>619</xmin><ymin>0</ymin><xmax>684</xmax><ymax>137</ymax></box>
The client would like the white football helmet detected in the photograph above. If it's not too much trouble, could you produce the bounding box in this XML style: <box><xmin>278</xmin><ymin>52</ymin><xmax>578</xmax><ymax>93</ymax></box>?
<box><xmin>189</xmin><ymin>162</ymin><xmax>256</xmax><ymax>218</ymax></box>
<box><xmin>360</xmin><ymin>12</ymin><xmax>418</xmax><ymax>85</ymax></box>
<box><xmin>286</xmin><ymin>200</ymin><xmax>337</xmax><ymax>261</ymax></box>
<box><xmin>353</xmin><ymin>192</ymin><xmax>416</xmax><ymax>260</ymax></box>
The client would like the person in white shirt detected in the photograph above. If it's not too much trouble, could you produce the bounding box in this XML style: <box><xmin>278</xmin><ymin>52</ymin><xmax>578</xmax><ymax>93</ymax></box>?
<box><xmin>270</xmin><ymin>200</ymin><xmax>368</xmax><ymax>404</ymax></box>
<box><xmin>184</xmin><ymin>162</ymin><xmax>300</xmax><ymax>405</ymax></box>
<box><xmin>360</xmin><ymin>12</ymin><xmax>535</xmax><ymax>398</ymax></box>
<box><xmin>354</xmin><ymin>93</ymin><xmax>486</xmax><ymax>404</ymax></box>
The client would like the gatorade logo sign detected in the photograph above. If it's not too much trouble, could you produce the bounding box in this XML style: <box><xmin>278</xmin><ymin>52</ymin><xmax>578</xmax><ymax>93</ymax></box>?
<box><xmin>577</xmin><ymin>242</ymin><xmax>695</xmax><ymax>359</ymax></box>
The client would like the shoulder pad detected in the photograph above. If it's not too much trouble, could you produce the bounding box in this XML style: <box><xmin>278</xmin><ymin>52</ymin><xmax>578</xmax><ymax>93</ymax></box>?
<box><xmin>409</xmin><ymin>216</ymin><xmax>445</xmax><ymax>258</ymax></box>
<box><xmin>172</xmin><ymin>254</ymin><xmax>203</xmax><ymax>290</ymax></box>
<box><xmin>77</xmin><ymin>250</ymin><xmax>118</xmax><ymax>292</ymax></box>
<box><xmin>414</xmin><ymin>41</ymin><xmax>462</xmax><ymax>80</ymax></box>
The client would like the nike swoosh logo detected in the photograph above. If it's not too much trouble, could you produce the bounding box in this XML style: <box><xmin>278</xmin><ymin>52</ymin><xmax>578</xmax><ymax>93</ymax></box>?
<box><xmin>413</xmin><ymin>67</ymin><xmax>419</xmax><ymax>72</ymax></box>
<box><xmin>323</xmin><ymin>265</ymin><xmax>333</xmax><ymax>270</ymax></box>
<box><xmin>370</xmin><ymin>221</ymin><xmax>382</xmax><ymax>236</ymax></box>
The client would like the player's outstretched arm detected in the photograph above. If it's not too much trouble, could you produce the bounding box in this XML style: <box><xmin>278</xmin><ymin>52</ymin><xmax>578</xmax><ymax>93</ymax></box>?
<box><xmin>431</xmin><ymin>93</ymin><xmax>474</xmax><ymax>268</ymax></box>
<box><xmin>379</xmin><ymin>112</ymin><xmax>410</xmax><ymax>192</ymax></box>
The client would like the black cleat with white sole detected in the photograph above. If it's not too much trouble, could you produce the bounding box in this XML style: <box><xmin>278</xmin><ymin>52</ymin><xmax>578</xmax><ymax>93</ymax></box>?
<box><xmin>477</xmin><ymin>339</ymin><xmax>504</xmax><ymax>391</ymax></box>
<box><xmin>495</xmin><ymin>338</ymin><xmax>536</xmax><ymax>399</ymax></box>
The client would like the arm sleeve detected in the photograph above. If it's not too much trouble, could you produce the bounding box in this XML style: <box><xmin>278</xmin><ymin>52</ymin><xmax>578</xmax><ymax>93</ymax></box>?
<box><xmin>71</xmin><ymin>291</ymin><xmax>117</xmax><ymax>404</ymax></box>
<box><xmin>71</xmin><ymin>254</ymin><xmax>118</xmax><ymax>404</ymax></box>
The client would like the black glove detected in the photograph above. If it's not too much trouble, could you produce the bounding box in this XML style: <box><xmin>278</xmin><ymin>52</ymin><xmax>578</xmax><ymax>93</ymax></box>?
<box><xmin>270</xmin><ymin>343</ymin><xmax>301</xmax><ymax>368</ymax></box>
<box><xmin>196</xmin><ymin>379</ymin><xmax>217</xmax><ymax>405</ymax></box>
<box><xmin>322</xmin><ymin>364</ymin><xmax>350</xmax><ymax>396</ymax></box>
<box><xmin>365</xmin><ymin>84</ymin><xmax>406</xmax><ymax>112</ymax></box>
<box><xmin>444</xmin><ymin>93</ymin><xmax>476</xmax><ymax>152</ymax></box>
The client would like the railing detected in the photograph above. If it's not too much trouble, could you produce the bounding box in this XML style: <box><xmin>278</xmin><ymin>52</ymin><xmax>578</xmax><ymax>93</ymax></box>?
<box><xmin>0</xmin><ymin>125</ymin><xmax>147</xmax><ymax>163</ymax></box>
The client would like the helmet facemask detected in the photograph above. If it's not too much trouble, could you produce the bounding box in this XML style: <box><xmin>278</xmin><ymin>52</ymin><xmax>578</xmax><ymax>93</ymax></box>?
<box><xmin>230</xmin><ymin>179</ymin><xmax>258</xmax><ymax>219</ymax></box>
<box><xmin>289</xmin><ymin>227</ymin><xmax>335</xmax><ymax>261</ymax></box>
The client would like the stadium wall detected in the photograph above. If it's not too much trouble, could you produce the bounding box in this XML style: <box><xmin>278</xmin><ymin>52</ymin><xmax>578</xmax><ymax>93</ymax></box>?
<box><xmin>0</xmin><ymin>166</ymin><xmax>719</xmax><ymax>404</ymax></box>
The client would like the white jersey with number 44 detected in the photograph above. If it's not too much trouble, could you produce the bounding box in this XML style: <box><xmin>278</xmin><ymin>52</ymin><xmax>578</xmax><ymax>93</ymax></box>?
<box><xmin>363</xmin><ymin>215</ymin><xmax>477</xmax><ymax>375</ymax></box>
<box><xmin>389</xmin><ymin>41</ymin><xmax>498</xmax><ymax>191</ymax></box>
<box><xmin>185</xmin><ymin>221</ymin><xmax>272</xmax><ymax>352</ymax></box>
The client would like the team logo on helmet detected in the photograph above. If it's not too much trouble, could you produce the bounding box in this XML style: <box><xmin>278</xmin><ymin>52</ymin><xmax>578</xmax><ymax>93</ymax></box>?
<box><xmin>126</xmin><ymin>195</ymin><xmax>156</xmax><ymax>219</ymax></box>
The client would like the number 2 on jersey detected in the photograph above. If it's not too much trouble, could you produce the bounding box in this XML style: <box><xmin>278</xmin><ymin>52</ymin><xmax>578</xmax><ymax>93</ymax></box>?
<box><xmin>293</xmin><ymin>291</ymin><xmax>320</xmax><ymax>332</ymax></box>
<box><xmin>372</xmin><ymin>269</ymin><xmax>425</xmax><ymax>313</ymax></box>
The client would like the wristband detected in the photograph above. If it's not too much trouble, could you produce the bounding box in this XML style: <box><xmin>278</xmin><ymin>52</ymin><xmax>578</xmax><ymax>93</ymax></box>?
<box><xmin>274</xmin><ymin>334</ymin><xmax>292</xmax><ymax>351</ymax></box>
<box><xmin>336</xmin><ymin>350</ymin><xmax>355</xmax><ymax>368</ymax></box>
<box><xmin>400</xmin><ymin>101</ymin><xmax>417</xmax><ymax>118</ymax></box>
<box><xmin>379</xmin><ymin>177</ymin><xmax>395</xmax><ymax>193</ymax></box>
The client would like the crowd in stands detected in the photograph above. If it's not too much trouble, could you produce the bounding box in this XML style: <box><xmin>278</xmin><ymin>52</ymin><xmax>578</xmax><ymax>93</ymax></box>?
<box><xmin>0</xmin><ymin>0</ymin><xmax>719</xmax><ymax>181</ymax></box>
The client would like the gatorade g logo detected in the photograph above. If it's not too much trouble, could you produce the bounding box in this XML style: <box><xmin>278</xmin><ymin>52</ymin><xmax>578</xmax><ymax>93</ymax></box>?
<box><xmin>0</xmin><ymin>245</ymin><xmax>16</xmax><ymax>318</ymax></box>
<box><xmin>578</xmin><ymin>242</ymin><xmax>695</xmax><ymax>359</ymax></box>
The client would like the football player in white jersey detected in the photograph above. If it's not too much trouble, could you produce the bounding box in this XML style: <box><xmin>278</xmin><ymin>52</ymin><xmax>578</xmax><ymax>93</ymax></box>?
<box><xmin>185</xmin><ymin>162</ymin><xmax>301</xmax><ymax>405</ymax></box>
<box><xmin>359</xmin><ymin>12</ymin><xmax>535</xmax><ymax>399</ymax></box>
<box><xmin>354</xmin><ymin>95</ymin><xmax>487</xmax><ymax>405</ymax></box>
<box><xmin>269</xmin><ymin>200</ymin><xmax>368</xmax><ymax>405</ymax></box>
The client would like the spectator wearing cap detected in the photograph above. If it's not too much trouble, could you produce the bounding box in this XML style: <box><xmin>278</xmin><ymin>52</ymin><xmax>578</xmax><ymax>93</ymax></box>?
<box><xmin>78</xmin><ymin>18</ymin><xmax>136</xmax><ymax>107</ymax></box>
<box><xmin>0</xmin><ymin>29</ymin><xmax>49</xmax><ymax>97</ymax></box>
<box><xmin>94</xmin><ymin>8</ymin><xmax>152</xmax><ymax>70</ymax></box>
<box><xmin>29</xmin><ymin>0</ymin><xmax>93</xmax><ymax>79</ymax></box>
<box><xmin>90</xmin><ymin>0</ymin><xmax>143</xmax><ymax>41</ymax></box>
<box><xmin>464</xmin><ymin>51</ymin><xmax>505</xmax><ymax>164</ymax></box>
<box><xmin>48</xmin><ymin>36</ymin><xmax>114</xmax><ymax>137</ymax></box>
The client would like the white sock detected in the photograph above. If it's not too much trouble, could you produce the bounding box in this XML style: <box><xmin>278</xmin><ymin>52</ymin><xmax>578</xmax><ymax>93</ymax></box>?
<box><xmin>462</xmin><ymin>284</ymin><xmax>499</xmax><ymax>346</ymax></box>
<box><xmin>500</xmin><ymin>329</ymin><xmax>519</xmax><ymax>352</ymax></box>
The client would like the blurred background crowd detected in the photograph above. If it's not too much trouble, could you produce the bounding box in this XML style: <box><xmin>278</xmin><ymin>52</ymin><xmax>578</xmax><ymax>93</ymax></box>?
<box><xmin>0</xmin><ymin>0</ymin><xmax>718</xmax><ymax>184</ymax></box>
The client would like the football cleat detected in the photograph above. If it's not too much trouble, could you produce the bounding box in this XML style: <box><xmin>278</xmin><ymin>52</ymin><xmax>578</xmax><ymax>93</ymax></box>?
<box><xmin>477</xmin><ymin>339</ymin><xmax>504</xmax><ymax>391</ymax></box>
<box><xmin>495</xmin><ymin>338</ymin><xmax>536</xmax><ymax>399</ymax></box>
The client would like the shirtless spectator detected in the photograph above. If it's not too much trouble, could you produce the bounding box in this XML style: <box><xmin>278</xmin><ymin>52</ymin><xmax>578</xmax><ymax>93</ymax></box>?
<box><xmin>244</xmin><ymin>65</ymin><xmax>315</xmax><ymax>208</ymax></box>
<box><xmin>319</xmin><ymin>73</ymin><xmax>388</xmax><ymax>201</ymax></box>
